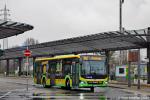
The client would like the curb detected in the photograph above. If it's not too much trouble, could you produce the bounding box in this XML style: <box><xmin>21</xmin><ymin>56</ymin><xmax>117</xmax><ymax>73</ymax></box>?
<box><xmin>109</xmin><ymin>82</ymin><xmax>150</xmax><ymax>88</ymax></box>
<box><xmin>7</xmin><ymin>81</ymin><xmax>34</xmax><ymax>86</ymax></box>
<box><xmin>0</xmin><ymin>76</ymin><xmax>32</xmax><ymax>79</ymax></box>
<box><xmin>108</xmin><ymin>85</ymin><xmax>126</xmax><ymax>89</ymax></box>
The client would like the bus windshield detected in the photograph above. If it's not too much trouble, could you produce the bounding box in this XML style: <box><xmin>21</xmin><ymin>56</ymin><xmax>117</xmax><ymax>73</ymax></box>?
<box><xmin>81</xmin><ymin>60</ymin><xmax>106</xmax><ymax>75</ymax></box>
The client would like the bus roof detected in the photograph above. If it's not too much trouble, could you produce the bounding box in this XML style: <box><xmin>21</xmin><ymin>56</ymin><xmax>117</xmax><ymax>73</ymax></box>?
<box><xmin>35</xmin><ymin>54</ymin><xmax>80</xmax><ymax>62</ymax></box>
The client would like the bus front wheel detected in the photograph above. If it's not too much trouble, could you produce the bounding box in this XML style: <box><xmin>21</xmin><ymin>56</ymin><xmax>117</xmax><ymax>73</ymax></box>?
<box><xmin>65</xmin><ymin>79</ymin><xmax>71</xmax><ymax>90</ymax></box>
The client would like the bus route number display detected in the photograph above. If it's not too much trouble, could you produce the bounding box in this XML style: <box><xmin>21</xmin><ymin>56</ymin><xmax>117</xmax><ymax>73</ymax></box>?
<box><xmin>82</xmin><ymin>56</ymin><xmax>102</xmax><ymax>61</ymax></box>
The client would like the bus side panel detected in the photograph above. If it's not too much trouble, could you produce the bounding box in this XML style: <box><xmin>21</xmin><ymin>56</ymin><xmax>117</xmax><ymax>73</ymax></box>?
<box><xmin>55</xmin><ymin>79</ymin><xmax>65</xmax><ymax>87</ymax></box>
<box><xmin>46</xmin><ymin>79</ymin><xmax>50</xmax><ymax>85</ymax></box>
<box><xmin>34</xmin><ymin>77</ymin><xmax>37</xmax><ymax>84</ymax></box>
<box><xmin>55</xmin><ymin>78</ymin><xmax>72</xmax><ymax>87</ymax></box>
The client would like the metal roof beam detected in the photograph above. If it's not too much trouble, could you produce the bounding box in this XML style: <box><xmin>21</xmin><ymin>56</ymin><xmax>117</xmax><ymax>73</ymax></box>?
<box><xmin>134</xmin><ymin>30</ymin><xmax>147</xmax><ymax>42</ymax></box>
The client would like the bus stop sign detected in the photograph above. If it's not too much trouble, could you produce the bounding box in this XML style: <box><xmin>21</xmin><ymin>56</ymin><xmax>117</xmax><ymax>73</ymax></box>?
<box><xmin>24</xmin><ymin>49</ymin><xmax>31</xmax><ymax>57</ymax></box>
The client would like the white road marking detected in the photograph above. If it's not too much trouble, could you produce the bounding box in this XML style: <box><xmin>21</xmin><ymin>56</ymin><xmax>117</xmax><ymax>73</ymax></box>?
<box><xmin>0</xmin><ymin>91</ymin><xmax>11</xmax><ymax>98</ymax></box>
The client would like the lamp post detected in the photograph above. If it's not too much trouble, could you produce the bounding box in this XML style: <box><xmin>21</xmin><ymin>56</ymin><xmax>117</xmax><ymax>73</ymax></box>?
<box><xmin>119</xmin><ymin>0</ymin><xmax>124</xmax><ymax>65</ymax></box>
<box><xmin>137</xmin><ymin>49</ymin><xmax>141</xmax><ymax>89</ymax></box>
<box><xmin>119</xmin><ymin>0</ymin><xmax>123</xmax><ymax>33</ymax></box>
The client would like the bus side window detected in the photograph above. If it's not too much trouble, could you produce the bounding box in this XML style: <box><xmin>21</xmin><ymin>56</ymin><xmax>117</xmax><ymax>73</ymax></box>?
<box><xmin>49</xmin><ymin>60</ymin><xmax>56</xmax><ymax>73</ymax></box>
<box><xmin>37</xmin><ymin>62</ymin><xmax>42</xmax><ymax>73</ymax></box>
<box><xmin>43</xmin><ymin>64</ymin><xmax>46</xmax><ymax>74</ymax></box>
<box><xmin>56</xmin><ymin>60</ymin><xmax>62</xmax><ymax>76</ymax></box>
<box><xmin>48</xmin><ymin>61</ymin><xmax>51</xmax><ymax>73</ymax></box>
<box><xmin>46</xmin><ymin>63</ymin><xmax>49</xmax><ymax>72</ymax></box>
<box><xmin>34</xmin><ymin>62</ymin><xmax>38</xmax><ymax>77</ymax></box>
<box><xmin>37</xmin><ymin>64</ymin><xmax>40</xmax><ymax>73</ymax></box>
<box><xmin>34</xmin><ymin>62</ymin><xmax>37</xmax><ymax>73</ymax></box>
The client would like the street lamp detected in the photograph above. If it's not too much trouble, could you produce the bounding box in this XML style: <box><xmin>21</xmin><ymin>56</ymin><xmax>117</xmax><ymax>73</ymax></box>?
<box><xmin>119</xmin><ymin>0</ymin><xmax>124</xmax><ymax>33</ymax></box>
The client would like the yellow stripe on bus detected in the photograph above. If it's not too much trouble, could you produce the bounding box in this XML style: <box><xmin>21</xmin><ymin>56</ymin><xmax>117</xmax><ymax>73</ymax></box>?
<box><xmin>35</xmin><ymin>55</ymin><xmax>80</xmax><ymax>61</ymax></box>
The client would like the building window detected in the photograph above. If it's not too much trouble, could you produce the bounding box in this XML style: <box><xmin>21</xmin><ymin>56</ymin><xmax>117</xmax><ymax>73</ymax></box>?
<box><xmin>119</xmin><ymin>68</ymin><xmax>124</xmax><ymax>74</ymax></box>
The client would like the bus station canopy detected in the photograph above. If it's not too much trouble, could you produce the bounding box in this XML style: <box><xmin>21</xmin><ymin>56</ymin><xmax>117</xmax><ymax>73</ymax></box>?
<box><xmin>0</xmin><ymin>20</ymin><xmax>33</xmax><ymax>39</ymax></box>
<box><xmin>0</xmin><ymin>27</ymin><xmax>150</xmax><ymax>59</ymax></box>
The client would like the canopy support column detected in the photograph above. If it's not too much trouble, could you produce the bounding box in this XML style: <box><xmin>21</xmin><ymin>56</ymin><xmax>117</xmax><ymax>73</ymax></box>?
<box><xmin>147</xmin><ymin>27</ymin><xmax>150</xmax><ymax>84</ymax></box>
<box><xmin>147</xmin><ymin>45</ymin><xmax>150</xmax><ymax>84</ymax></box>
<box><xmin>105</xmin><ymin>51</ymin><xmax>110</xmax><ymax>80</ymax></box>
<box><xmin>128</xmin><ymin>61</ymin><xmax>131</xmax><ymax>87</ymax></box>
<box><xmin>6</xmin><ymin>59</ymin><xmax>9</xmax><ymax>76</ymax></box>
<box><xmin>18</xmin><ymin>58</ymin><xmax>22</xmax><ymax>76</ymax></box>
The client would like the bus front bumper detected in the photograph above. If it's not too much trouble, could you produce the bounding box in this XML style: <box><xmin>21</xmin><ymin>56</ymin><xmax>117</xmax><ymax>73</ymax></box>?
<box><xmin>79</xmin><ymin>81</ymin><xmax>108</xmax><ymax>88</ymax></box>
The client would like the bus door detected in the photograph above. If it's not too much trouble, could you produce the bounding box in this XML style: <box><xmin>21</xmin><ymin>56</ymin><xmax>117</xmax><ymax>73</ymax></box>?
<box><xmin>50</xmin><ymin>61</ymin><xmax>56</xmax><ymax>86</ymax></box>
<box><xmin>37</xmin><ymin>65</ymin><xmax>42</xmax><ymax>84</ymax></box>
<box><xmin>72</xmin><ymin>61</ymin><xmax>79</xmax><ymax>87</ymax></box>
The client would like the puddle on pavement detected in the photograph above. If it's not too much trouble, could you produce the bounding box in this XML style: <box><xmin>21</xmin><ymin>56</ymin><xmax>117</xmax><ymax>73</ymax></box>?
<box><xmin>29</xmin><ymin>88</ymin><xmax>150</xmax><ymax>100</ymax></box>
<box><xmin>0</xmin><ymin>87</ymin><xmax>149</xmax><ymax>100</ymax></box>
<box><xmin>31</xmin><ymin>92</ymin><xmax>108</xmax><ymax>100</ymax></box>
<box><xmin>0</xmin><ymin>92</ymin><xmax>7</xmax><ymax>96</ymax></box>
<box><xmin>1</xmin><ymin>91</ymin><xmax>149</xmax><ymax>100</ymax></box>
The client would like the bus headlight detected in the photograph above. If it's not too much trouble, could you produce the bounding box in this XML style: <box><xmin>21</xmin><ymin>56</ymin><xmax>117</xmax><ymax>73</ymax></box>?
<box><xmin>80</xmin><ymin>81</ymin><xmax>86</xmax><ymax>84</ymax></box>
<box><xmin>104</xmin><ymin>81</ymin><xmax>108</xmax><ymax>84</ymax></box>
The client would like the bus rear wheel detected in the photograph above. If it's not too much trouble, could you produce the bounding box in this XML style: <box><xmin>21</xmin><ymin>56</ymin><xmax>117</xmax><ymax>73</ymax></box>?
<box><xmin>65</xmin><ymin>79</ymin><xmax>71</xmax><ymax>90</ymax></box>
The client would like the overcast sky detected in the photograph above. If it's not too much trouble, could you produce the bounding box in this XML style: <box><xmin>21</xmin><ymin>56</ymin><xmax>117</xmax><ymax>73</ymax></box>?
<box><xmin>0</xmin><ymin>0</ymin><xmax>150</xmax><ymax>46</ymax></box>
<box><xmin>0</xmin><ymin>0</ymin><xmax>150</xmax><ymax>59</ymax></box>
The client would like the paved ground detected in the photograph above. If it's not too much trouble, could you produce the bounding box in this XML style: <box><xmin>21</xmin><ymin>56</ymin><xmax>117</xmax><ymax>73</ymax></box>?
<box><xmin>109</xmin><ymin>80</ymin><xmax>150</xmax><ymax>96</ymax></box>
<box><xmin>0</xmin><ymin>77</ymin><xmax>150</xmax><ymax>100</ymax></box>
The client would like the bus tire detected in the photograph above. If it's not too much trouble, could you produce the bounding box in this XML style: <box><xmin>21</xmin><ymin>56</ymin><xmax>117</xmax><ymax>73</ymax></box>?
<box><xmin>90</xmin><ymin>87</ymin><xmax>94</xmax><ymax>92</ymax></box>
<box><xmin>42</xmin><ymin>79</ymin><xmax>47</xmax><ymax>88</ymax></box>
<box><xmin>65</xmin><ymin>79</ymin><xmax>71</xmax><ymax>90</ymax></box>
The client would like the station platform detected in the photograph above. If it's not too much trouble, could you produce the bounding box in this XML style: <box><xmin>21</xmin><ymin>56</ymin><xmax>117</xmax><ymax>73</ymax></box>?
<box><xmin>108</xmin><ymin>80</ymin><xmax>150</xmax><ymax>95</ymax></box>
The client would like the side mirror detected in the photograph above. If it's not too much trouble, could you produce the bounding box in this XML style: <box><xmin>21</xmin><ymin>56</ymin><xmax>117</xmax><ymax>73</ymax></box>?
<box><xmin>0</xmin><ymin>49</ymin><xmax>4</xmax><ymax>57</ymax></box>
<box><xmin>80</xmin><ymin>62</ymin><xmax>82</xmax><ymax>65</ymax></box>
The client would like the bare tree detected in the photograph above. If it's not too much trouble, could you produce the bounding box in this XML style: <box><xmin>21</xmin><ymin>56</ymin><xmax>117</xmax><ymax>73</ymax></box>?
<box><xmin>23</xmin><ymin>38</ymin><xmax>39</xmax><ymax>46</ymax></box>
<box><xmin>10</xmin><ymin>45</ymin><xmax>19</xmax><ymax>48</ymax></box>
